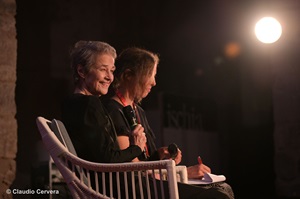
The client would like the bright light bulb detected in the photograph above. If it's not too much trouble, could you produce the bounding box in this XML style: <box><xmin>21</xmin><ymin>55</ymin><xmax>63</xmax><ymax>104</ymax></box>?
<box><xmin>255</xmin><ymin>17</ymin><xmax>282</xmax><ymax>44</ymax></box>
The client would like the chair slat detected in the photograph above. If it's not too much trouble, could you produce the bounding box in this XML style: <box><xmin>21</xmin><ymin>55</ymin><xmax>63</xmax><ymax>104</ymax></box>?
<box><xmin>145</xmin><ymin>170</ymin><xmax>151</xmax><ymax>199</ymax></box>
<box><xmin>95</xmin><ymin>172</ymin><xmax>99</xmax><ymax>193</ymax></box>
<box><xmin>124</xmin><ymin>172</ymin><xmax>129</xmax><ymax>199</ymax></box>
<box><xmin>131</xmin><ymin>171</ymin><xmax>136</xmax><ymax>199</ymax></box>
<box><xmin>138</xmin><ymin>171</ymin><xmax>144</xmax><ymax>199</ymax></box>
<box><xmin>116</xmin><ymin>172</ymin><xmax>120</xmax><ymax>199</ymax></box>
<box><xmin>159</xmin><ymin>168</ymin><xmax>165</xmax><ymax>199</ymax></box>
<box><xmin>109</xmin><ymin>172</ymin><xmax>113</xmax><ymax>198</ymax></box>
<box><xmin>102</xmin><ymin>172</ymin><xmax>106</xmax><ymax>196</ymax></box>
<box><xmin>151</xmin><ymin>169</ymin><xmax>158</xmax><ymax>199</ymax></box>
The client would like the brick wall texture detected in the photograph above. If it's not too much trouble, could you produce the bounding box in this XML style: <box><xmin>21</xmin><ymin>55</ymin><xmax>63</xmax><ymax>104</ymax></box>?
<box><xmin>0</xmin><ymin>0</ymin><xmax>17</xmax><ymax>198</ymax></box>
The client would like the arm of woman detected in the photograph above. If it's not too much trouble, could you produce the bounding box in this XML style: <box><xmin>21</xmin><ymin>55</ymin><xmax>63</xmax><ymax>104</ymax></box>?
<box><xmin>117</xmin><ymin>135</ymin><xmax>131</xmax><ymax>150</ymax></box>
<box><xmin>117</xmin><ymin>136</ymin><xmax>140</xmax><ymax>162</ymax></box>
<box><xmin>117</xmin><ymin>124</ymin><xmax>146</xmax><ymax>162</ymax></box>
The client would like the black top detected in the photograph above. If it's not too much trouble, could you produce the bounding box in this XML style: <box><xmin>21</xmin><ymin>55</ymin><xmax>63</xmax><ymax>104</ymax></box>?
<box><xmin>61</xmin><ymin>93</ymin><xmax>142</xmax><ymax>163</ymax></box>
<box><xmin>103</xmin><ymin>98</ymin><xmax>160</xmax><ymax>161</ymax></box>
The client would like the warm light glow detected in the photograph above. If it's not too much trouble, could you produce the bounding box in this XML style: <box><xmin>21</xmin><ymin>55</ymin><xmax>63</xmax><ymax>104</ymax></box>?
<box><xmin>224</xmin><ymin>42</ymin><xmax>241</xmax><ymax>59</ymax></box>
<box><xmin>255</xmin><ymin>17</ymin><xmax>282</xmax><ymax>44</ymax></box>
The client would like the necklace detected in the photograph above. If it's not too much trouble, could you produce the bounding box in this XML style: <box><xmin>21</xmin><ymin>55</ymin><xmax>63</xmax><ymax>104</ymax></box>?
<box><xmin>115</xmin><ymin>89</ymin><xmax>129</xmax><ymax>106</ymax></box>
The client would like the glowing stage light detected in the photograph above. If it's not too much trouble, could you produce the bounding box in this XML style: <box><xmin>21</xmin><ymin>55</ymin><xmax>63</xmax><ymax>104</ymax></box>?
<box><xmin>255</xmin><ymin>17</ymin><xmax>282</xmax><ymax>44</ymax></box>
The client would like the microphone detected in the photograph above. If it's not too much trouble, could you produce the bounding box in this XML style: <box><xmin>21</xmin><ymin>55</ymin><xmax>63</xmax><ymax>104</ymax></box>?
<box><xmin>123</xmin><ymin>105</ymin><xmax>138</xmax><ymax>130</ymax></box>
<box><xmin>123</xmin><ymin>105</ymin><xmax>147</xmax><ymax>159</ymax></box>
<box><xmin>168</xmin><ymin>143</ymin><xmax>179</xmax><ymax>159</ymax></box>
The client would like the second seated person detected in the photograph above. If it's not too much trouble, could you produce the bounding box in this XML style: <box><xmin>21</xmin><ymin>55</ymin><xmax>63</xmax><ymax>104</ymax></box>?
<box><xmin>102</xmin><ymin>47</ymin><xmax>234</xmax><ymax>199</ymax></box>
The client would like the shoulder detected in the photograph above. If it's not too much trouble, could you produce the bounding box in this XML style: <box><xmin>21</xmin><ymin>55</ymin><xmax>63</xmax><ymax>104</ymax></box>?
<box><xmin>63</xmin><ymin>94</ymin><xmax>105</xmax><ymax>115</ymax></box>
<box><xmin>71</xmin><ymin>94</ymin><xmax>102</xmax><ymax>106</ymax></box>
<box><xmin>101</xmin><ymin>98</ymin><xmax>130</xmax><ymax>134</ymax></box>
<box><xmin>101</xmin><ymin>98</ymin><xmax>124</xmax><ymax>121</ymax></box>
<box><xmin>135</xmin><ymin>104</ymin><xmax>146</xmax><ymax>115</ymax></box>
<box><xmin>64</xmin><ymin>93</ymin><xmax>100</xmax><ymax>103</ymax></box>
<box><xmin>101</xmin><ymin>98</ymin><xmax>123</xmax><ymax>112</ymax></box>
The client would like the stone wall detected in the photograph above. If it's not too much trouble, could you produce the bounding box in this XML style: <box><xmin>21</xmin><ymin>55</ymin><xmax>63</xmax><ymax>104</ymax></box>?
<box><xmin>0</xmin><ymin>0</ymin><xmax>17</xmax><ymax>198</ymax></box>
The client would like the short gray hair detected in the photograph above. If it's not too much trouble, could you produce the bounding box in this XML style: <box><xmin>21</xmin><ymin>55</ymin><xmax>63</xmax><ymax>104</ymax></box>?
<box><xmin>70</xmin><ymin>41</ymin><xmax>117</xmax><ymax>84</ymax></box>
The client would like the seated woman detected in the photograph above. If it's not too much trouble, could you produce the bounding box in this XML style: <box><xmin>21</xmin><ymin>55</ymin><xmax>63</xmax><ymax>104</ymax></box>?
<box><xmin>61</xmin><ymin>40</ymin><xmax>146</xmax><ymax>164</ymax></box>
<box><xmin>103</xmin><ymin>47</ymin><xmax>235</xmax><ymax>199</ymax></box>
<box><xmin>61</xmin><ymin>40</ymin><xmax>150</xmax><ymax>198</ymax></box>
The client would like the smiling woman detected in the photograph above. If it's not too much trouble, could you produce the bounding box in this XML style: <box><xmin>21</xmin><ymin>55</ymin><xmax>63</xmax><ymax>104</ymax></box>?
<box><xmin>61</xmin><ymin>40</ymin><xmax>147</xmax><ymax>164</ymax></box>
<box><xmin>75</xmin><ymin>54</ymin><xmax>115</xmax><ymax>96</ymax></box>
<box><xmin>70</xmin><ymin>41</ymin><xmax>116</xmax><ymax>96</ymax></box>
<box><xmin>60</xmin><ymin>41</ymin><xmax>151</xmax><ymax>198</ymax></box>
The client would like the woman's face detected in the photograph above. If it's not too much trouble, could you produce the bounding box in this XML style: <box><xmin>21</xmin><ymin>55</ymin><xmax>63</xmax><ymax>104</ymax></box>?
<box><xmin>140</xmin><ymin>63</ymin><xmax>157</xmax><ymax>99</ymax></box>
<box><xmin>81</xmin><ymin>54</ymin><xmax>115</xmax><ymax>96</ymax></box>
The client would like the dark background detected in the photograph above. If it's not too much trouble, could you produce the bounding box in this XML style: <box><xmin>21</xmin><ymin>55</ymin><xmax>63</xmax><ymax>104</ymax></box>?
<box><xmin>12</xmin><ymin>0</ymin><xmax>300</xmax><ymax>198</ymax></box>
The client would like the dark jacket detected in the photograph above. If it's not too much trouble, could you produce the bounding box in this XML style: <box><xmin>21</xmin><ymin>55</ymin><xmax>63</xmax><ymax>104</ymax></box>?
<box><xmin>61</xmin><ymin>93</ymin><xmax>142</xmax><ymax>163</ymax></box>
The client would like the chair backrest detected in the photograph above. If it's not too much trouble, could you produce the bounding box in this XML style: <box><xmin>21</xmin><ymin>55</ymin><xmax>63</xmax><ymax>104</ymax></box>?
<box><xmin>49</xmin><ymin>118</ymin><xmax>89</xmax><ymax>186</ymax></box>
<box><xmin>36</xmin><ymin>116</ymin><xmax>180</xmax><ymax>199</ymax></box>
<box><xmin>50</xmin><ymin>119</ymin><xmax>78</xmax><ymax>156</ymax></box>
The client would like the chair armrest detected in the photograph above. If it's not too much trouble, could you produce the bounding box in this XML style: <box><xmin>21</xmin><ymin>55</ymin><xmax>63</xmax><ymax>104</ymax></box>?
<box><xmin>175</xmin><ymin>165</ymin><xmax>188</xmax><ymax>183</ymax></box>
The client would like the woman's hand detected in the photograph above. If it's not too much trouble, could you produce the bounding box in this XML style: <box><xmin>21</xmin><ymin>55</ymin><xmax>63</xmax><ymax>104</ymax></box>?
<box><xmin>157</xmin><ymin>147</ymin><xmax>182</xmax><ymax>165</ymax></box>
<box><xmin>130</xmin><ymin>124</ymin><xmax>147</xmax><ymax>151</ymax></box>
<box><xmin>173</xmin><ymin>149</ymin><xmax>182</xmax><ymax>165</ymax></box>
<box><xmin>187</xmin><ymin>163</ymin><xmax>211</xmax><ymax>179</ymax></box>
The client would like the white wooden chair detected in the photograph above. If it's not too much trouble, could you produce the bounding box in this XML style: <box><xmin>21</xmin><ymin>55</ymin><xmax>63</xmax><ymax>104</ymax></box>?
<box><xmin>36</xmin><ymin>116</ymin><xmax>183</xmax><ymax>199</ymax></box>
